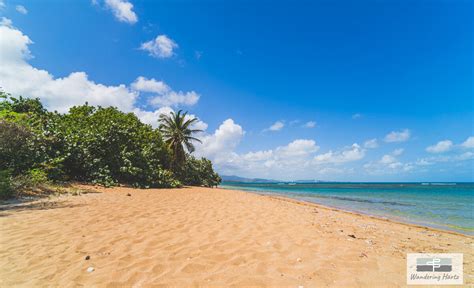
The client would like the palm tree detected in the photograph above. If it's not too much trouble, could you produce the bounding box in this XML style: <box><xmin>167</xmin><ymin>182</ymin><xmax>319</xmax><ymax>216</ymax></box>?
<box><xmin>159</xmin><ymin>110</ymin><xmax>203</xmax><ymax>170</ymax></box>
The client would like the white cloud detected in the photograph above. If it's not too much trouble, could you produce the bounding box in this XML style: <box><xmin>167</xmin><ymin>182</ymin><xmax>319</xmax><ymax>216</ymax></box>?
<box><xmin>15</xmin><ymin>5</ymin><xmax>27</xmax><ymax>14</ymax></box>
<box><xmin>303</xmin><ymin>121</ymin><xmax>316</xmax><ymax>128</ymax></box>
<box><xmin>149</xmin><ymin>90</ymin><xmax>199</xmax><ymax>107</ymax></box>
<box><xmin>140</xmin><ymin>35</ymin><xmax>178</xmax><ymax>58</ymax></box>
<box><xmin>392</xmin><ymin>148</ymin><xmax>404</xmax><ymax>156</ymax></box>
<box><xmin>384</xmin><ymin>129</ymin><xmax>410</xmax><ymax>142</ymax></box>
<box><xmin>194</xmin><ymin>118</ymin><xmax>337</xmax><ymax>178</ymax></box>
<box><xmin>276</xmin><ymin>139</ymin><xmax>319</xmax><ymax>158</ymax></box>
<box><xmin>197</xmin><ymin>133</ymin><xmax>321</xmax><ymax>178</ymax></box>
<box><xmin>364</xmin><ymin>138</ymin><xmax>378</xmax><ymax>149</ymax></box>
<box><xmin>352</xmin><ymin>113</ymin><xmax>362</xmax><ymax>119</ymax></box>
<box><xmin>0</xmin><ymin>22</ymin><xmax>199</xmax><ymax>127</ymax></box>
<box><xmin>461</xmin><ymin>136</ymin><xmax>474</xmax><ymax>148</ymax></box>
<box><xmin>0</xmin><ymin>24</ymin><xmax>138</xmax><ymax>113</ymax></box>
<box><xmin>313</xmin><ymin>143</ymin><xmax>365</xmax><ymax>164</ymax></box>
<box><xmin>0</xmin><ymin>0</ymin><xmax>5</xmax><ymax>9</ymax></box>
<box><xmin>195</xmin><ymin>119</ymin><xmax>245</xmax><ymax>163</ymax></box>
<box><xmin>0</xmin><ymin>17</ymin><xmax>12</xmax><ymax>27</ymax></box>
<box><xmin>456</xmin><ymin>152</ymin><xmax>474</xmax><ymax>161</ymax></box>
<box><xmin>267</xmin><ymin>121</ymin><xmax>284</xmax><ymax>131</ymax></box>
<box><xmin>131</xmin><ymin>77</ymin><xmax>199</xmax><ymax>107</ymax></box>
<box><xmin>426</xmin><ymin>140</ymin><xmax>453</xmax><ymax>154</ymax></box>
<box><xmin>104</xmin><ymin>0</ymin><xmax>137</xmax><ymax>24</ymax></box>
<box><xmin>415</xmin><ymin>152</ymin><xmax>474</xmax><ymax>166</ymax></box>
<box><xmin>131</xmin><ymin>76</ymin><xmax>169</xmax><ymax>94</ymax></box>
<box><xmin>380</xmin><ymin>154</ymin><xmax>396</xmax><ymax>164</ymax></box>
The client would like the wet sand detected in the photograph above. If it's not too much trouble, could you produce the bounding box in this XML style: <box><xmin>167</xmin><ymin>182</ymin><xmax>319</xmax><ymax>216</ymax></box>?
<box><xmin>0</xmin><ymin>186</ymin><xmax>472</xmax><ymax>287</ymax></box>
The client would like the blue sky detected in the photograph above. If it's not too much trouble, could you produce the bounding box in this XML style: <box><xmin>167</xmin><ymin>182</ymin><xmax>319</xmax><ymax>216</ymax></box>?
<box><xmin>0</xmin><ymin>0</ymin><xmax>472</xmax><ymax>181</ymax></box>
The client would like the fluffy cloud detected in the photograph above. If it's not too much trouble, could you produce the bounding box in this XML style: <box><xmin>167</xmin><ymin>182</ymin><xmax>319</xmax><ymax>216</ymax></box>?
<box><xmin>0</xmin><ymin>17</ymin><xmax>12</xmax><ymax>26</ymax></box>
<box><xmin>456</xmin><ymin>152</ymin><xmax>474</xmax><ymax>161</ymax></box>
<box><xmin>267</xmin><ymin>121</ymin><xmax>284</xmax><ymax>131</ymax></box>
<box><xmin>461</xmin><ymin>136</ymin><xmax>474</xmax><ymax>149</ymax></box>
<box><xmin>131</xmin><ymin>76</ymin><xmax>169</xmax><ymax>94</ymax></box>
<box><xmin>197</xmin><ymin>130</ymin><xmax>323</xmax><ymax>178</ymax></box>
<box><xmin>149</xmin><ymin>91</ymin><xmax>200</xmax><ymax>107</ymax></box>
<box><xmin>276</xmin><ymin>139</ymin><xmax>319</xmax><ymax>158</ymax></box>
<box><xmin>0</xmin><ymin>24</ymin><xmax>137</xmax><ymax>113</ymax></box>
<box><xmin>0</xmin><ymin>22</ymin><xmax>199</xmax><ymax>127</ymax></box>
<box><xmin>379</xmin><ymin>148</ymin><xmax>404</xmax><ymax>164</ymax></box>
<box><xmin>303</xmin><ymin>121</ymin><xmax>316</xmax><ymax>128</ymax></box>
<box><xmin>364</xmin><ymin>138</ymin><xmax>378</xmax><ymax>149</ymax></box>
<box><xmin>415</xmin><ymin>152</ymin><xmax>474</xmax><ymax>166</ymax></box>
<box><xmin>384</xmin><ymin>129</ymin><xmax>410</xmax><ymax>142</ymax></box>
<box><xmin>195</xmin><ymin>119</ymin><xmax>245</xmax><ymax>164</ymax></box>
<box><xmin>313</xmin><ymin>144</ymin><xmax>365</xmax><ymax>164</ymax></box>
<box><xmin>104</xmin><ymin>0</ymin><xmax>137</xmax><ymax>24</ymax></box>
<box><xmin>426</xmin><ymin>140</ymin><xmax>453</xmax><ymax>154</ymax></box>
<box><xmin>364</xmin><ymin>148</ymin><xmax>411</xmax><ymax>174</ymax></box>
<box><xmin>194</xmin><ymin>118</ymin><xmax>365</xmax><ymax>179</ymax></box>
<box><xmin>392</xmin><ymin>148</ymin><xmax>404</xmax><ymax>156</ymax></box>
<box><xmin>131</xmin><ymin>77</ymin><xmax>199</xmax><ymax>107</ymax></box>
<box><xmin>140</xmin><ymin>35</ymin><xmax>178</xmax><ymax>58</ymax></box>
<box><xmin>380</xmin><ymin>154</ymin><xmax>396</xmax><ymax>164</ymax></box>
<box><xmin>15</xmin><ymin>5</ymin><xmax>27</xmax><ymax>14</ymax></box>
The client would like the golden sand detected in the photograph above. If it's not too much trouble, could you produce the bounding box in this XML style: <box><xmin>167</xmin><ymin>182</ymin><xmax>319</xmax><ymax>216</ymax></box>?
<box><xmin>0</xmin><ymin>186</ymin><xmax>472</xmax><ymax>287</ymax></box>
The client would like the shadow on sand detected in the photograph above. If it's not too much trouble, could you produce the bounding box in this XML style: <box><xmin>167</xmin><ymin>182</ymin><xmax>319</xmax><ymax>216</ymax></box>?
<box><xmin>0</xmin><ymin>183</ymin><xmax>99</xmax><ymax>217</ymax></box>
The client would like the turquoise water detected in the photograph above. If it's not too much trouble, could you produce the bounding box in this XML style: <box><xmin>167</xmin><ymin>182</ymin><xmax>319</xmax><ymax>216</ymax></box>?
<box><xmin>220</xmin><ymin>182</ymin><xmax>474</xmax><ymax>235</ymax></box>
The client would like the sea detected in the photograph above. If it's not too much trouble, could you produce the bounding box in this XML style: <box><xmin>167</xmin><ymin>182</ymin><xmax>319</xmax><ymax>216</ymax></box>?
<box><xmin>219</xmin><ymin>182</ymin><xmax>474</xmax><ymax>235</ymax></box>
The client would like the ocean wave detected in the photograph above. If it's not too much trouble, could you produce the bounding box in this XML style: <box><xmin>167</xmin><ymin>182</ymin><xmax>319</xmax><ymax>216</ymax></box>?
<box><xmin>305</xmin><ymin>194</ymin><xmax>415</xmax><ymax>207</ymax></box>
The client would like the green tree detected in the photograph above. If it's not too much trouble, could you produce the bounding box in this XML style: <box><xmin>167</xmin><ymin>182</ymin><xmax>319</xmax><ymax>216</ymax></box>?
<box><xmin>183</xmin><ymin>156</ymin><xmax>222</xmax><ymax>187</ymax></box>
<box><xmin>159</xmin><ymin>110</ymin><xmax>203</xmax><ymax>171</ymax></box>
<box><xmin>0</xmin><ymin>93</ymin><xmax>221</xmax><ymax>198</ymax></box>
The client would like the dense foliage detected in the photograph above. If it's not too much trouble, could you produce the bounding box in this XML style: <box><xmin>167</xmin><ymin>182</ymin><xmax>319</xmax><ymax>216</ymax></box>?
<box><xmin>0</xmin><ymin>92</ymin><xmax>221</xmax><ymax>198</ymax></box>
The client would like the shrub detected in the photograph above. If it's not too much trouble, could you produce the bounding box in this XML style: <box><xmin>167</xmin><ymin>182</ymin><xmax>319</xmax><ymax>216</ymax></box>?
<box><xmin>0</xmin><ymin>170</ymin><xmax>13</xmax><ymax>199</ymax></box>
<box><xmin>0</xmin><ymin>92</ymin><xmax>220</xmax><ymax>194</ymax></box>
<box><xmin>181</xmin><ymin>156</ymin><xmax>222</xmax><ymax>187</ymax></box>
<box><xmin>0</xmin><ymin>120</ymin><xmax>37</xmax><ymax>174</ymax></box>
<box><xmin>28</xmin><ymin>168</ymin><xmax>49</xmax><ymax>186</ymax></box>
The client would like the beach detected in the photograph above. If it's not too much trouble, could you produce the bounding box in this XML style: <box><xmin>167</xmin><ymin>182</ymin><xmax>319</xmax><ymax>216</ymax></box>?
<box><xmin>1</xmin><ymin>186</ymin><xmax>472</xmax><ymax>287</ymax></box>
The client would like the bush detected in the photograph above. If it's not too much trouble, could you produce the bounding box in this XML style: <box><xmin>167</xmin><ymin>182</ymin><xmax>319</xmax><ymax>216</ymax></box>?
<box><xmin>0</xmin><ymin>170</ymin><xmax>13</xmax><ymax>199</ymax></box>
<box><xmin>0</xmin><ymin>92</ymin><xmax>220</xmax><ymax>195</ymax></box>
<box><xmin>181</xmin><ymin>156</ymin><xmax>221</xmax><ymax>187</ymax></box>
<box><xmin>28</xmin><ymin>168</ymin><xmax>49</xmax><ymax>186</ymax></box>
<box><xmin>0</xmin><ymin>120</ymin><xmax>38</xmax><ymax>174</ymax></box>
<box><xmin>8</xmin><ymin>169</ymin><xmax>50</xmax><ymax>197</ymax></box>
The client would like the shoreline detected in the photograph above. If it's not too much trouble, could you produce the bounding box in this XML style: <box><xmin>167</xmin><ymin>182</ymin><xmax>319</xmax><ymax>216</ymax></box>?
<box><xmin>1</xmin><ymin>185</ymin><xmax>472</xmax><ymax>286</ymax></box>
<box><xmin>219</xmin><ymin>185</ymin><xmax>473</xmax><ymax>236</ymax></box>
<box><xmin>265</xmin><ymin>193</ymin><xmax>470</xmax><ymax>238</ymax></box>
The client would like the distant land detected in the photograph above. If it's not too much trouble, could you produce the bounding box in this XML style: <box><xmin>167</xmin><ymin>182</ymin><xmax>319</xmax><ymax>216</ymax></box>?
<box><xmin>220</xmin><ymin>175</ymin><xmax>321</xmax><ymax>183</ymax></box>
<box><xmin>220</xmin><ymin>175</ymin><xmax>280</xmax><ymax>183</ymax></box>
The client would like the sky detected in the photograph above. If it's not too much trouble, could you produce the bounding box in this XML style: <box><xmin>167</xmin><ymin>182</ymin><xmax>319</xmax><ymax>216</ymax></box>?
<box><xmin>0</xmin><ymin>0</ymin><xmax>473</xmax><ymax>181</ymax></box>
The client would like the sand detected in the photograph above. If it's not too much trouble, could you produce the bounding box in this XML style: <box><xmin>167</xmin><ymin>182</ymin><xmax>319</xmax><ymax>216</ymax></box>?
<box><xmin>0</xmin><ymin>186</ymin><xmax>472</xmax><ymax>287</ymax></box>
